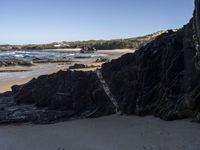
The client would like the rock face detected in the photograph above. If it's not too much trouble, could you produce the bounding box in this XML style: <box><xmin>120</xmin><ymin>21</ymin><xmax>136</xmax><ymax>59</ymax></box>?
<box><xmin>101</xmin><ymin>0</ymin><xmax>200</xmax><ymax>121</ymax></box>
<box><xmin>9</xmin><ymin>70</ymin><xmax>114</xmax><ymax>123</ymax></box>
<box><xmin>0</xmin><ymin>0</ymin><xmax>199</xmax><ymax>124</ymax></box>
<box><xmin>195</xmin><ymin>0</ymin><xmax>200</xmax><ymax>67</ymax></box>
<box><xmin>195</xmin><ymin>0</ymin><xmax>200</xmax><ymax>44</ymax></box>
<box><xmin>102</xmin><ymin>28</ymin><xmax>197</xmax><ymax>120</ymax></box>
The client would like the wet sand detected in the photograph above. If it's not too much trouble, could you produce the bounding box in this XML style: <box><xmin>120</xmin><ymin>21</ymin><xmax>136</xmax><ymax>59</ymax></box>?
<box><xmin>0</xmin><ymin>63</ymin><xmax>68</xmax><ymax>92</ymax></box>
<box><xmin>0</xmin><ymin>115</ymin><xmax>199</xmax><ymax>150</ymax></box>
<box><xmin>0</xmin><ymin>49</ymin><xmax>134</xmax><ymax>92</ymax></box>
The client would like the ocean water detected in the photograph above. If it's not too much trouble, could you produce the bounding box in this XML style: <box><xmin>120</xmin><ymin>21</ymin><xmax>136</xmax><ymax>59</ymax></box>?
<box><xmin>0</xmin><ymin>49</ymin><xmax>108</xmax><ymax>85</ymax></box>
<box><xmin>0</xmin><ymin>50</ymin><xmax>107</xmax><ymax>61</ymax></box>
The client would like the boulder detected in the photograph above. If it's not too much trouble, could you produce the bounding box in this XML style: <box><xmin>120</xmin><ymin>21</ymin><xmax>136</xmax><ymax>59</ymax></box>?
<box><xmin>69</xmin><ymin>63</ymin><xmax>100</xmax><ymax>69</ymax></box>
<box><xmin>95</xmin><ymin>57</ymin><xmax>111</xmax><ymax>63</ymax></box>
<box><xmin>11</xmin><ymin>70</ymin><xmax>114</xmax><ymax>124</ymax></box>
<box><xmin>80</xmin><ymin>47</ymin><xmax>96</xmax><ymax>53</ymax></box>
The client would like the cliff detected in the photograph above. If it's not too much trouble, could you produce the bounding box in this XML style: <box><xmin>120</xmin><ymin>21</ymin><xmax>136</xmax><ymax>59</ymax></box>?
<box><xmin>101</xmin><ymin>0</ymin><xmax>200</xmax><ymax>121</ymax></box>
<box><xmin>195</xmin><ymin>0</ymin><xmax>200</xmax><ymax>68</ymax></box>
<box><xmin>195</xmin><ymin>0</ymin><xmax>200</xmax><ymax>45</ymax></box>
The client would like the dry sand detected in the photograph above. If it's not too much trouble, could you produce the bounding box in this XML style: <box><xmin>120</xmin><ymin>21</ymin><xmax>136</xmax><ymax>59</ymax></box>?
<box><xmin>0</xmin><ymin>49</ymin><xmax>134</xmax><ymax>93</ymax></box>
<box><xmin>43</xmin><ymin>48</ymin><xmax>82</xmax><ymax>52</ymax></box>
<box><xmin>97</xmin><ymin>49</ymin><xmax>135</xmax><ymax>59</ymax></box>
<box><xmin>0</xmin><ymin>115</ymin><xmax>199</xmax><ymax>150</ymax></box>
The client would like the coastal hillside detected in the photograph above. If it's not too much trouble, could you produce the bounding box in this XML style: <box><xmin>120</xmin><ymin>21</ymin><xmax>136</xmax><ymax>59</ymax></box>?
<box><xmin>0</xmin><ymin>31</ymin><xmax>164</xmax><ymax>51</ymax></box>
<box><xmin>0</xmin><ymin>1</ymin><xmax>199</xmax><ymax>124</ymax></box>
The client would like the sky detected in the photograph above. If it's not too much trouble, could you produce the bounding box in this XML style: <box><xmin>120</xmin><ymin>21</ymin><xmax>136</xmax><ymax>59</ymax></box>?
<box><xmin>0</xmin><ymin>0</ymin><xmax>194</xmax><ymax>44</ymax></box>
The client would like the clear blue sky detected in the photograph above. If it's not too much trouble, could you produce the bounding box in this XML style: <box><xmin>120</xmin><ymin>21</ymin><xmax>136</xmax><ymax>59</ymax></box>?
<box><xmin>0</xmin><ymin>0</ymin><xmax>194</xmax><ymax>44</ymax></box>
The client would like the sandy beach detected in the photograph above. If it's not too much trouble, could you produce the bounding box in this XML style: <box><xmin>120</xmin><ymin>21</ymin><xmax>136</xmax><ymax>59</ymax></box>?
<box><xmin>43</xmin><ymin>48</ymin><xmax>82</xmax><ymax>52</ymax></box>
<box><xmin>0</xmin><ymin>49</ymin><xmax>134</xmax><ymax>93</ymax></box>
<box><xmin>0</xmin><ymin>115</ymin><xmax>199</xmax><ymax>150</ymax></box>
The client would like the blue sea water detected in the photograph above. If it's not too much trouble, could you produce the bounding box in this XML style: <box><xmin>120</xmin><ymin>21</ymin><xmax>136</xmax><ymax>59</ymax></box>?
<box><xmin>0</xmin><ymin>50</ymin><xmax>107</xmax><ymax>61</ymax></box>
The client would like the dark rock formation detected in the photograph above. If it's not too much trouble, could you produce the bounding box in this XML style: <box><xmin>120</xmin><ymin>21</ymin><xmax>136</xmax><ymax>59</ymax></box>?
<box><xmin>195</xmin><ymin>0</ymin><xmax>200</xmax><ymax>45</ymax></box>
<box><xmin>7</xmin><ymin>70</ymin><xmax>114</xmax><ymax>123</ymax></box>
<box><xmin>80</xmin><ymin>47</ymin><xmax>96</xmax><ymax>53</ymax></box>
<box><xmin>32</xmin><ymin>58</ymin><xmax>72</xmax><ymax>64</ymax></box>
<box><xmin>95</xmin><ymin>57</ymin><xmax>111</xmax><ymax>63</ymax></box>
<box><xmin>69</xmin><ymin>63</ymin><xmax>100</xmax><ymax>69</ymax></box>
<box><xmin>102</xmin><ymin>27</ymin><xmax>198</xmax><ymax>120</ymax></box>
<box><xmin>101</xmin><ymin>0</ymin><xmax>200</xmax><ymax>121</ymax></box>
<box><xmin>0</xmin><ymin>92</ymin><xmax>70</xmax><ymax>124</ymax></box>
<box><xmin>194</xmin><ymin>0</ymin><xmax>200</xmax><ymax>68</ymax></box>
<box><xmin>0</xmin><ymin>60</ymin><xmax>33</xmax><ymax>67</ymax></box>
<box><xmin>0</xmin><ymin>0</ymin><xmax>199</xmax><ymax>124</ymax></box>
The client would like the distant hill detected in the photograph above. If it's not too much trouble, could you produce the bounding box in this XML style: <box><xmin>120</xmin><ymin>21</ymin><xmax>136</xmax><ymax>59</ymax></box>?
<box><xmin>0</xmin><ymin>31</ymin><xmax>166</xmax><ymax>51</ymax></box>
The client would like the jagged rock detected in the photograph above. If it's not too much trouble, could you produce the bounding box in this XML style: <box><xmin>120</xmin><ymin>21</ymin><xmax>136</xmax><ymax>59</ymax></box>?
<box><xmin>194</xmin><ymin>0</ymin><xmax>200</xmax><ymax>68</ymax></box>
<box><xmin>9</xmin><ymin>70</ymin><xmax>114</xmax><ymax>124</ymax></box>
<box><xmin>0</xmin><ymin>92</ymin><xmax>71</xmax><ymax>124</ymax></box>
<box><xmin>69</xmin><ymin>63</ymin><xmax>100</xmax><ymax>69</ymax></box>
<box><xmin>195</xmin><ymin>0</ymin><xmax>200</xmax><ymax>45</ymax></box>
<box><xmin>101</xmin><ymin>1</ymin><xmax>200</xmax><ymax>120</ymax></box>
<box><xmin>102</xmin><ymin>29</ymin><xmax>193</xmax><ymax>120</ymax></box>
<box><xmin>95</xmin><ymin>57</ymin><xmax>111</xmax><ymax>63</ymax></box>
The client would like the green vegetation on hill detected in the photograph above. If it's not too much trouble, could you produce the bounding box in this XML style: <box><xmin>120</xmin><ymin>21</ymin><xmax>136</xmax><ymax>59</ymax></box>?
<box><xmin>0</xmin><ymin>31</ymin><xmax>165</xmax><ymax>51</ymax></box>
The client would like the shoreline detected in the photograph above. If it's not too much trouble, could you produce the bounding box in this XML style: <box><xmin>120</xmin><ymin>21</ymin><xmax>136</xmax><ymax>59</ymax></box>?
<box><xmin>0</xmin><ymin>49</ymin><xmax>134</xmax><ymax>93</ymax></box>
<box><xmin>42</xmin><ymin>48</ymin><xmax>82</xmax><ymax>52</ymax></box>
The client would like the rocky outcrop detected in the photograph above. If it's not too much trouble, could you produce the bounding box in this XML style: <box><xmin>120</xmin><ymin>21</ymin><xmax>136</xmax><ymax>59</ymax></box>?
<box><xmin>69</xmin><ymin>63</ymin><xmax>100</xmax><ymax>69</ymax></box>
<box><xmin>102</xmin><ymin>27</ymin><xmax>198</xmax><ymax>120</ymax></box>
<box><xmin>195</xmin><ymin>0</ymin><xmax>200</xmax><ymax>45</ymax></box>
<box><xmin>0</xmin><ymin>92</ymin><xmax>70</xmax><ymax>124</ymax></box>
<box><xmin>194</xmin><ymin>0</ymin><xmax>200</xmax><ymax>67</ymax></box>
<box><xmin>7</xmin><ymin>70</ymin><xmax>114</xmax><ymax>123</ymax></box>
<box><xmin>101</xmin><ymin>0</ymin><xmax>200</xmax><ymax>121</ymax></box>
<box><xmin>80</xmin><ymin>47</ymin><xmax>96</xmax><ymax>53</ymax></box>
<box><xmin>0</xmin><ymin>0</ymin><xmax>199</xmax><ymax>124</ymax></box>
<box><xmin>0</xmin><ymin>60</ymin><xmax>33</xmax><ymax>67</ymax></box>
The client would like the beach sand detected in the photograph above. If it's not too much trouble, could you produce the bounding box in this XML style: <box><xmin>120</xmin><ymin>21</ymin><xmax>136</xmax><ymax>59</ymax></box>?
<box><xmin>97</xmin><ymin>49</ymin><xmax>135</xmax><ymax>59</ymax></box>
<box><xmin>43</xmin><ymin>48</ymin><xmax>82</xmax><ymax>52</ymax></box>
<box><xmin>0</xmin><ymin>115</ymin><xmax>199</xmax><ymax>150</ymax></box>
<box><xmin>0</xmin><ymin>63</ymin><xmax>69</xmax><ymax>92</ymax></box>
<box><xmin>0</xmin><ymin>49</ymin><xmax>134</xmax><ymax>92</ymax></box>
